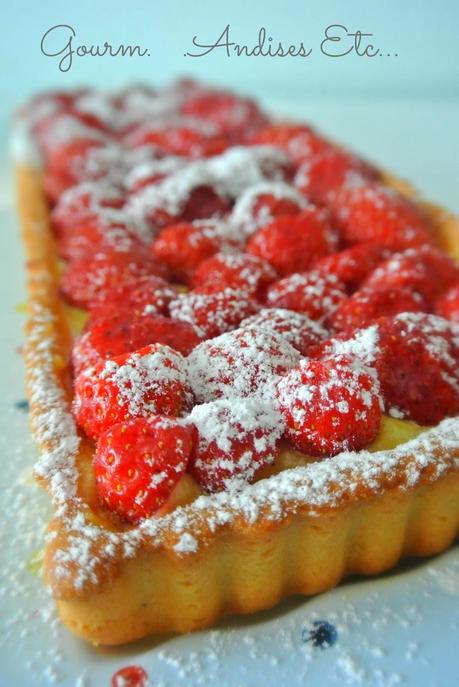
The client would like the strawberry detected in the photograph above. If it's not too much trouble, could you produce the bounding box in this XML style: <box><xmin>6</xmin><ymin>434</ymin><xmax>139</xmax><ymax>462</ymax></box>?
<box><xmin>74</xmin><ymin>343</ymin><xmax>192</xmax><ymax>439</ymax></box>
<box><xmin>266</xmin><ymin>270</ymin><xmax>347</xmax><ymax>320</ymax></box>
<box><xmin>51</xmin><ymin>182</ymin><xmax>124</xmax><ymax>237</ymax></box>
<box><xmin>33</xmin><ymin>111</ymin><xmax>105</xmax><ymax>157</ymax></box>
<box><xmin>94</xmin><ymin>416</ymin><xmax>194</xmax><ymax>522</ymax></box>
<box><xmin>169</xmin><ymin>288</ymin><xmax>259</xmax><ymax>339</ymax></box>
<box><xmin>181</xmin><ymin>90</ymin><xmax>268</xmax><ymax>140</ymax></box>
<box><xmin>250</xmin><ymin>124</ymin><xmax>332</xmax><ymax>166</ymax></box>
<box><xmin>230</xmin><ymin>183</ymin><xmax>306</xmax><ymax>236</ymax></box>
<box><xmin>188</xmin><ymin>398</ymin><xmax>283</xmax><ymax>492</ymax></box>
<box><xmin>332</xmin><ymin>180</ymin><xmax>434</xmax><ymax>250</ymax></box>
<box><xmin>314</xmin><ymin>242</ymin><xmax>390</xmax><ymax>293</ymax></box>
<box><xmin>364</xmin><ymin>246</ymin><xmax>459</xmax><ymax>305</ymax></box>
<box><xmin>192</xmin><ymin>252</ymin><xmax>277</xmax><ymax>296</ymax></box>
<box><xmin>246</xmin><ymin>208</ymin><xmax>338</xmax><ymax>276</ymax></box>
<box><xmin>142</xmin><ymin>185</ymin><xmax>231</xmax><ymax>231</ymax></box>
<box><xmin>187</xmin><ymin>326</ymin><xmax>300</xmax><ymax>403</ymax></box>
<box><xmin>60</xmin><ymin>246</ymin><xmax>167</xmax><ymax>308</ymax></box>
<box><xmin>86</xmin><ymin>312</ymin><xmax>202</xmax><ymax>360</ymax></box>
<box><xmin>330</xmin><ymin>285</ymin><xmax>427</xmax><ymax>333</ymax></box>
<box><xmin>373</xmin><ymin>313</ymin><xmax>459</xmax><ymax>424</ymax></box>
<box><xmin>124</xmin><ymin>123</ymin><xmax>229</xmax><ymax>158</ymax></box>
<box><xmin>294</xmin><ymin>147</ymin><xmax>376</xmax><ymax>205</ymax></box>
<box><xmin>151</xmin><ymin>220</ymin><xmax>239</xmax><ymax>283</ymax></box>
<box><xmin>57</xmin><ymin>218</ymin><xmax>142</xmax><ymax>263</ymax></box>
<box><xmin>436</xmin><ymin>283</ymin><xmax>459</xmax><ymax>324</ymax></box>
<box><xmin>277</xmin><ymin>355</ymin><xmax>382</xmax><ymax>456</ymax></box>
<box><xmin>240</xmin><ymin>308</ymin><xmax>328</xmax><ymax>356</ymax></box>
<box><xmin>88</xmin><ymin>275</ymin><xmax>177</xmax><ymax>323</ymax></box>
<box><xmin>44</xmin><ymin>138</ymin><xmax>105</xmax><ymax>199</ymax></box>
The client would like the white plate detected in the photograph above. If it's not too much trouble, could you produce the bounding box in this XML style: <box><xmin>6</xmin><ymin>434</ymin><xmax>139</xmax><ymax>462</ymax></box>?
<box><xmin>1</xmin><ymin>105</ymin><xmax>458</xmax><ymax>687</ymax></box>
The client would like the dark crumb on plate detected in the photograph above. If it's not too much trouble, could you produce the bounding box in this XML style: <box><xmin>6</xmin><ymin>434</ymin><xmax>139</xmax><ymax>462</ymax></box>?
<box><xmin>302</xmin><ymin>620</ymin><xmax>338</xmax><ymax>649</ymax></box>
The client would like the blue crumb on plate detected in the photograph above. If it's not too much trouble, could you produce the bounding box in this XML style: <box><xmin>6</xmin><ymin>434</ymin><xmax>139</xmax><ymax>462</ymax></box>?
<box><xmin>15</xmin><ymin>399</ymin><xmax>30</xmax><ymax>412</ymax></box>
<box><xmin>302</xmin><ymin>620</ymin><xmax>338</xmax><ymax>649</ymax></box>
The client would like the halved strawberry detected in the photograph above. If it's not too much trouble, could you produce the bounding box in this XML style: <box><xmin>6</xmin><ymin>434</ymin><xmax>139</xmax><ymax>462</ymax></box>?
<box><xmin>294</xmin><ymin>147</ymin><xmax>377</xmax><ymax>205</ymax></box>
<box><xmin>373</xmin><ymin>313</ymin><xmax>459</xmax><ymax>424</ymax></box>
<box><xmin>51</xmin><ymin>182</ymin><xmax>124</xmax><ymax>237</ymax></box>
<box><xmin>74</xmin><ymin>343</ymin><xmax>192</xmax><ymax>439</ymax></box>
<box><xmin>277</xmin><ymin>355</ymin><xmax>382</xmax><ymax>456</ymax></box>
<box><xmin>266</xmin><ymin>270</ymin><xmax>347</xmax><ymax>320</ymax></box>
<box><xmin>230</xmin><ymin>183</ymin><xmax>305</xmax><ymax>236</ymax></box>
<box><xmin>151</xmin><ymin>220</ymin><xmax>239</xmax><ymax>283</ymax></box>
<box><xmin>188</xmin><ymin>398</ymin><xmax>283</xmax><ymax>492</ymax></box>
<box><xmin>60</xmin><ymin>246</ymin><xmax>167</xmax><ymax>308</ymax></box>
<box><xmin>246</xmin><ymin>208</ymin><xmax>338</xmax><ymax>276</ymax></box>
<box><xmin>187</xmin><ymin>327</ymin><xmax>300</xmax><ymax>403</ymax></box>
<box><xmin>249</xmin><ymin>124</ymin><xmax>332</xmax><ymax>166</ymax></box>
<box><xmin>181</xmin><ymin>90</ymin><xmax>268</xmax><ymax>140</ymax></box>
<box><xmin>192</xmin><ymin>252</ymin><xmax>277</xmax><ymax>296</ymax></box>
<box><xmin>330</xmin><ymin>285</ymin><xmax>427</xmax><ymax>333</ymax></box>
<box><xmin>124</xmin><ymin>122</ymin><xmax>229</xmax><ymax>158</ymax></box>
<box><xmin>314</xmin><ymin>242</ymin><xmax>390</xmax><ymax>293</ymax></box>
<box><xmin>94</xmin><ymin>416</ymin><xmax>194</xmax><ymax>522</ymax></box>
<box><xmin>364</xmin><ymin>246</ymin><xmax>459</xmax><ymax>304</ymax></box>
<box><xmin>86</xmin><ymin>312</ymin><xmax>202</xmax><ymax>360</ymax></box>
<box><xmin>57</xmin><ymin>218</ymin><xmax>141</xmax><ymax>263</ymax></box>
<box><xmin>240</xmin><ymin>307</ymin><xmax>328</xmax><ymax>356</ymax></box>
<box><xmin>332</xmin><ymin>180</ymin><xmax>434</xmax><ymax>250</ymax></box>
<box><xmin>88</xmin><ymin>275</ymin><xmax>177</xmax><ymax>323</ymax></box>
<box><xmin>169</xmin><ymin>288</ymin><xmax>259</xmax><ymax>339</ymax></box>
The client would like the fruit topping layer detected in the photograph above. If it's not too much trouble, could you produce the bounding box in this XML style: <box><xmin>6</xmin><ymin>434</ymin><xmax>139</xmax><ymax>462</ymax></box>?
<box><xmin>24</xmin><ymin>81</ymin><xmax>459</xmax><ymax>525</ymax></box>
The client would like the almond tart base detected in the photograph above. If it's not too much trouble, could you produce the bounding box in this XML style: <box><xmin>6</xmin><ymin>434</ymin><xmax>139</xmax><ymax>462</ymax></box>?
<box><xmin>17</xmin><ymin>163</ymin><xmax>459</xmax><ymax>645</ymax></box>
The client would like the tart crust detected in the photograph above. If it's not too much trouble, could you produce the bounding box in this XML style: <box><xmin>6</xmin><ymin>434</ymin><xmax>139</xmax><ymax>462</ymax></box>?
<box><xmin>17</xmin><ymin>163</ymin><xmax>459</xmax><ymax>645</ymax></box>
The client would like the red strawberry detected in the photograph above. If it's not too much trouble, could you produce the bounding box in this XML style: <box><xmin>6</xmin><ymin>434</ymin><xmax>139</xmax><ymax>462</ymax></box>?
<box><xmin>51</xmin><ymin>183</ymin><xmax>124</xmax><ymax>237</ymax></box>
<box><xmin>436</xmin><ymin>284</ymin><xmax>459</xmax><ymax>324</ymax></box>
<box><xmin>187</xmin><ymin>327</ymin><xmax>300</xmax><ymax>403</ymax></box>
<box><xmin>373</xmin><ymin>313</ymin><xmax>459</xmax><ymax>424</ymax></box>
<box><xmin>86</xmin><ymin>312</ymin><xmax>202</xmax><ymax>360</ymax></box>
<box><xmin>88</xmin><ymin>275</ymin><xmax>177</xmax><ymax>323</ymax></box>
<box><xmin>61</xmin><ymin>246</ymin><xmax>167</xmax><ymax>308</ymax></box>
<box><xmin>74</xmin><ymin>343</ymin><xmax>192</xmax><ymax>439</ymax></box>
<box><xmin>192</xmin><ymin>252</ymin><xmax>277</xmax><ymax>296</ymax></box>
<box><xmin>57</xmin><ymin>218</ymin><xmax>142</xmax><ymax>263</ymax></box>
<box><xmin>330</xmin><ymin>285</ymin><xmax>428</xmax><ymax>333</ymax></box>
<box><xmin>332</xmin><ymin>180</ymin><xmax>434</xmax><ymax>250</ymax></box>
<box><xmin>188</xmin><ymin>398</ymin><xmax>283</xmax><ymax>492</ymax></box>
<box><xmin>277</xmin><ymin>355</ymin><xmax>382</xmax><ymax>456</ymax></box>
<box><xmin>240</xmin><ymin>307</ymin><xmax>328</xmax><ymax>356</ymax></box>
<box><xmin>151</xmin><ymin>220</ymin><xmax>239</xmax><ymax>283</ymax></box>
<box><xmin>246</xmin><ymin>208</ymin><xmax>338</xmax><ymax>276</ymax></box>
<box><xmin>230</xmin><ymin>183</ymin><xmax>305</xmax><ymax>236</ymax></box>
<box><xmin>44</xmin><ymin>138</ymin><xmax>105</xmax><ymax>190</ymax></box>
<box><xmin>94</xmin><ymin>416</ymin><xmax>194</xmax><ymax>522</ymax></box>
<box><xmin>169</xmin><ymin>289</ymin><xmax>259</xmax><ymax>339</ymax></box>
<box><xmin>250</xmin><ymin>124</ymin><xmax>332</xmax><ymax>166</ymax></box>
<box><xmin>314</xmin><ymin>242</ymin><xmax>390</xmax><ymax>293</ymax></box>
<box><xmin>364</xmin><ymin>246</ymin><xmax>459</xmax><ymax>305</ymax></box>
<box><xmin>124</xmin><ymin>123</ymin><xmax>229</xmax><ymax>158</ymax></box>
<box><xmin>266</xmin><ymin>270</ymin><xmax>347</xmax><ymax>320</ymax></box>
<box><xmin>294</xmin><ymin>147</ymin><xmax>377</xmax><ymax>205</ymax></box>
<box><xmin>142</xmin><ymin>185</ymin><xmax>231</xmax><ymax>231</ymax></box>
<box><xmin>181</xmin><ymin>90</ymin><xmax>268</xmax><ymax>140</ymax></box>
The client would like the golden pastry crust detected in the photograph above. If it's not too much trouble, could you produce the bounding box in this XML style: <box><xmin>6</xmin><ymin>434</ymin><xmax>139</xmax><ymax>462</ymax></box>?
<box><xmin>17</xmin><ymin>163</ymin><xmax>459</xmax><ymax>645</ymax></box>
